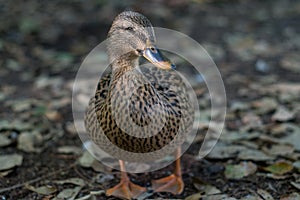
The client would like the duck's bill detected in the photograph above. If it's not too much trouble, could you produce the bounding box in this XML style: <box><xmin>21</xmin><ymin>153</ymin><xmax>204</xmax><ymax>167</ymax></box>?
<box><xmin>143</xmin><ymin>47</ymin><xmax>176</xmax><ymax>70</ymax></box>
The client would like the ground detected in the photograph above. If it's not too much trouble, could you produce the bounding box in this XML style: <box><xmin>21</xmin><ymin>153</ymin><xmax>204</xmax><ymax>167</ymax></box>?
<box><xmin>0</xmin><ymin>0</ymin><xmax>300</xmax><ymax>199</ymax></box>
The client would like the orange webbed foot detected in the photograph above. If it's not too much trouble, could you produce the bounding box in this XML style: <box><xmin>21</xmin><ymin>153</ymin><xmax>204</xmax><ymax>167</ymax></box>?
<box><xmin>152</xmin><ymin>173</ymin><xmax>184</xmax><ymax>195</ymax></box>
<box><xmin>106</xmin><ymin>179</ymin><xmax>146</xmax><ymax>200</ymax></box>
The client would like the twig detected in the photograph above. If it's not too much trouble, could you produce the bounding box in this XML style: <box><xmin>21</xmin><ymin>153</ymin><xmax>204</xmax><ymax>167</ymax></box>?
<box><xmin>0</xmin><ymin>162</ymin><xmax>77</xmax><ymax>193</ymax></box>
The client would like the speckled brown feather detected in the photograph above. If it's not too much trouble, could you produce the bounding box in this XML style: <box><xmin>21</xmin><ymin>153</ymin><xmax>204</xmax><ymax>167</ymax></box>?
<box><xmin>85</xmin><ymin>65</ymin><xmax>193</xmax><ymax>154</ymax></box>
<box><xmin>84</xmin><ymin>11</ymin><xmax>194</xmax><ymax>158</ymax></box>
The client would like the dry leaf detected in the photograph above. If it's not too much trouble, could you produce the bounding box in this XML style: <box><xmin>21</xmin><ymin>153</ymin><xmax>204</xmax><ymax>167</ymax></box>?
<box><xmin>17</xmin><ymin>131</ymin><xmax>43</xmax><ymax>153</ymax></box>
<box><xmin>225</xmin><ymin>161</ymin><xmax>257</xmax><ymax>179</ymax></box>
<box><xmin>0</xmin><ymin>154</ymin><xmax>23</xmax><ymax>171</ymax></box>
<box><xmin>78</xmin><ymin>151</ymin><xmax>94</xmax><ymax>168</ymax></box>
<box><xmin>272</xmin><ymin>106</ymin><xmax>294</xmax><ymax>122</ymax></box>
<box><xmin>257</xmin><ymin>189</ymin><xmax>274</xmax><ymax>200</ymax></box>
<box><xmin>25</xmin><ymin>184</ymin><xmax>57</xmax><ymax>195</ymax></box>
<box><xmin>252</xmin><ymin>98</ymin><xmax>277</xmax><ymax>115</ymax></box>
<box><xmin>185</xmin><ymin>192</ymin><xmax>203</xmax><ymax>200</ymax></box>
<box><xmin>280</xmin><ymin>52</ymin><xmax>300</xmax><ymax>73</ymax></box>
<box><xmin>263</xmin><ymin>161</ymin><xmax>293</xmax><ymax>175</ymax></box>
<box><xmin>54</xmin><ymin>178</ymin><xmax>85</xmax><ymax>186</ymax></box>
<box><xmin>53</xmin><ymin>186</ymin><xmax>82</xmax><ymax>200</ymax></box>
<box><xmin>45</xmin><ymin>110</ymin><xmax>62</xmax><ymax>121</ymax></box>
<box><xmin>57</xmin><ymin>146</ymin><xmax>82</xmax><ymax>155</ymax></box>
<box><xmin>0</xmin><ymin>134</ymin><xmax>12</xmax><ymax>147</ymax></box>
<box><xmin>0</xmin><ymin>170</ymin><xmax>13</xmax><ymax>177</ymax></box>
<box><xmin>293</xmin><ymin>161</ymin><xmax>300</xmax><ymax>172</ymax></box>
<box><xmin>263</xmin><ymin>144</ymin><xmax>294</xmax><ymax>156</ymax></box>
<box><xmin>280</xmin><ymin>192</ymin><xmax>300</xmax><ymax>200</ymax></box>
<box><xmin>290</xmin><ymin>182</ymin><xmax>300</xmax><ymax>190</ymax></box>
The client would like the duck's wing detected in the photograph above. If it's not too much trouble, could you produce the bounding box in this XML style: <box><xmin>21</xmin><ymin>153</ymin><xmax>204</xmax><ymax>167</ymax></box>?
<box><xmin>140</xmin><ymin>65</ymin><xmax>195</xmax><ymax>135</ymax></box>
<box><xmin>84</xmin><ymin>71</ymin><xmax>111</xmax><ymax>139</ymax></box>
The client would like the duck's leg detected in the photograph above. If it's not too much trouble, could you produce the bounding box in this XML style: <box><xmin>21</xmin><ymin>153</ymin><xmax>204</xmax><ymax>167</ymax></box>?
<box><xmin>152</xmin><ymin>148</ymin><xmax>184</xmax><ymax>195</ymax></box>
<box><xmin>106</xmin><ymin>160</ymin><xmax>147</xmax><ymax>199</ymax></box>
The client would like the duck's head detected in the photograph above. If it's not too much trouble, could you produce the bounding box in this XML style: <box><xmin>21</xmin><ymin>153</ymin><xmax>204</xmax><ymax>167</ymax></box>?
<box><xmin>107</xmin><ymin>11</ymin><xmax>175</xmax><ymax>70</ymax></box>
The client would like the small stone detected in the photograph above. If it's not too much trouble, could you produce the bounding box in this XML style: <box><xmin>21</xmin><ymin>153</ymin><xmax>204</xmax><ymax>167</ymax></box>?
<box><xmin>255</xmin><ymin>59</ymin><xmax>270</xmax><ymax>73</ymax></box>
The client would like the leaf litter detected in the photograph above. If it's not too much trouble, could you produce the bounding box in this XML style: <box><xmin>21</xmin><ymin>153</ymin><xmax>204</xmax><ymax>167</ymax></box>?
<box><xmin>0</xmin><ymin>0</ymin><xmax>300</xmax><ymax>199</ymax></box>
<box><xmin>225</xmin><ymin>161</ymin><xmax>257</xmax><ymax>179</ymax></box>
<box><xmin>0</xmin><ymin>154</ymin><xmax>23</xmax><ymax>171</ymax></box>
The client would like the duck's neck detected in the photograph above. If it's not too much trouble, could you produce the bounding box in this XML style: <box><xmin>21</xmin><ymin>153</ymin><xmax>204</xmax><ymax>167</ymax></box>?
<box><xmin>109</xmin><ymin>54</ymin><xmax>142</xmax><ymax>107</ymax></box>
<box><xmin>111</xmin><ymin>53</ymin><xmax>140</xmax><ymax>82</ymax></box>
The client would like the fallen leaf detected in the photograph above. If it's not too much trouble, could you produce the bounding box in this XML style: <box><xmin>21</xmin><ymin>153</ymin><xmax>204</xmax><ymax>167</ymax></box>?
<box><xmin>6</xmin><ymin>59</ymin><xmax>22</xmax><ymax>71</ymax></box>
<box><xmin>34</xmin><ymin>76</ymin><xmax>63</xmax><ymax>89</ymax></box>
<box><xmin>269</xmin><ymin>124</ymin><xmax>290</xmax><ymax>135</ymax></box>
<box><xmin>252</xmin><ymin>97</ymin><xmax>278</xmax><ymax>115</ymax></box>
<box><xmin>239</xmin><ymin>141</ymin><xmax>259</xmax><ymax>149</ymax></box>
<box><xmin>281</xmin><ymin>124</ymin><xmax>300</xmax><ymax>151</ymax></box>
<box><xmin>0</xmin><ymin>170</ymin><xmax>13</xmax><ymax>177</ymax></box>
<box><xmin>281</xmin><ymin>52</ymin><xmax>300</xmax><ymax>73</ymax></box>
<box><xmin>53</xmin><ymin>186</ymin><xmax>82</xmax><ymax>200</ymax></box>
<box><xmin>94</xmin><ymin>174</ymin><xmax>114</xmax><ymax>184</ymax></box>
<box><xmin>225</xmin><ymin>161</ymin><xmax>257</xmax><ymax>179</ymax></box>
<box><xmin>75</xmin><ymin>190</ymin><xmax>105</xmax><ymax>200</ymax></box>
<box><xmin>45</xmin><ymin>111</ymin><xmax>62</xmax><ymax>121</ymax></box>
<box><xmin>17</xmin><ymin>131</ymin><xmax>43</xmax><ymax>153</ymax></box>
<box><xmin>25</xmin><ymin>184</ymin><xmax>57</xmax><ymax>195</ymax></box>
<box><xmin>0</xmin><ymin>154</ymin><xmax>23</xmax><ymax>171</ymax></box>
<box><xmin>54</xmin><ymin>178</ymin><xmax>85</xmax><ymax>186</ymax></box>
<box><xmin>65</xmin><ymin>122</ymin><xmax>77</xmax><ymax>135</ymax></box>
<box><xmin>263</xmin><ymin>161</ymin><xmax>293</xmax><ymax>175</ymax></box>
<box><xmin>185</xmin><ymin>185</ymin><xmax>228</xmax><ymax>200</ymax></box>
<box><xmin>0</xmin><ymin>134</ymin><xmax>12</xmax><ymax>147</ymax></box>
<box><xmin>293</xmin><ymin>161</ymin><xmax>300</xmax><ymax>172</ymax></box>
<box><xmin>91</xmin><ymin>160</ymin><xmax>105</xmax><ymax>172</ymax></box>
<box><xmin>272</xmin><ymin>106</ymin><xmax>294</xmax><ymax>122</ymax></box>
<box><xmin>271</xmin><ymin>83</ymin><xmax>300</xmax><ymax>95</ymax></box>
<box><xmin>185</xmin><ymin>192</ymin><xmax>203</xmax><ymax>200</ymax></box>
<box><xmin>57</xmin><ymin>146</ymin><xmax>82</xmax><ymax>155</ymax></box>
<box><xmin>240</xmin><ymin>194</ymin><xmax>261</xmax><ymax>200</ymax></box>
<box><xmin>265</xmin><ymin>173</ymin><xmax>290</xmax><ymax>180</ymax></box>
<box><xmin>263</xmin><ymin>144</ymin><xmax>294</xmax><ymax>156</ymax></box>
<box><xmin>0</xmin><ymin>119</ymin><xmax>31</xmax><ymax>131</ymax></box>
<box><xmin>290</xmin><ymin>182</ymin><xmax>300</xmax><ymax>190</ymax></box>
<box><xmin>230</xmin><ymin>101</ymin><xmax>249</xmax><ymax>112</ymax></box>
<box><xmin>78</xmin><ymin>151</ymin><xmax>94</xmax><ymax>168</ymax></box>
<box><xmin>220</xmin><ymin>131</ymin><xmax>260</xmax><ymax>142</ymax></box>
<box><xmin>242</xmin><ymin>113</ymin><xmax>262</xmax><ymax>127</ymax></box>
<box><xmin>6</xmin><ymin>99</ymin><xmax>36</xmax><ymax>112</ymax></box>
<box><xmin>257</xmin><ymin>189</ymin><xmax>274</xmax><ymax>200</ymax></box>
<box><xmin>280</xmin><ymin>192</ymin><xmax>300</xmax><ymax>200</ymax></box>
<box><xmin>208</xmin><ymin>143</ymin><xmax>248</xmax><ymax>159</ymax></box>
<box><xmin>208</xmin><ymin>143</ymin><xmax>274</xmax><ymax>161</ymax></box>
<box><xmin>238</xmin><ymin>148</ymin><xmax>274</xmax><ymax>161</ymax></box>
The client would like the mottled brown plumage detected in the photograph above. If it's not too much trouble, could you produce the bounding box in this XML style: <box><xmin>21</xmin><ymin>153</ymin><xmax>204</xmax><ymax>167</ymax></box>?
<box><xmin>84</xmin><ymin>11</ymin><xmax>194</xmax><ymax>199</ymax></box>
<box><xmin>86</xmin><ymin>65</ymin><xmax>192</xmax><ymax>152</ymax></box>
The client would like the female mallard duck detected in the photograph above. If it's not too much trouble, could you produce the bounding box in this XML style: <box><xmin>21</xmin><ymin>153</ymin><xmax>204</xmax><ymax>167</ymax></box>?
<box><xmin>85</xmin><ymin>11</ymin><xmax>194</xmax><ymax>199</ymax></box>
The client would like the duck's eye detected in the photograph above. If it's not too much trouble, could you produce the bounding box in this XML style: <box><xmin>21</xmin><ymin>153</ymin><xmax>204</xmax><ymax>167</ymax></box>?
<box><xmin>150</xmin><ymin>46</ymin><xmax>156</xmax><ymax>52</ymax></box>
<box><xmin>124</xmin><ymin>26</ymin><xmax>134</xmax><ymax>31</ymax></box>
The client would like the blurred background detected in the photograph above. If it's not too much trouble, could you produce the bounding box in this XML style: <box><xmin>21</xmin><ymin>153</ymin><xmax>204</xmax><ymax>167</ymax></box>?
<box><xmin>0</xmin><ymin>0</ymin><xmax>300</xmax><ymax>199</ymax></box>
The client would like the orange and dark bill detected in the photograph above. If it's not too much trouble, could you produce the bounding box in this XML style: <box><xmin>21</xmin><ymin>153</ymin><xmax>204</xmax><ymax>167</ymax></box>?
<box><xmin>143</xmin><ymin>45</ymin><xmax>176</xmax><ymax>70</ymax></box>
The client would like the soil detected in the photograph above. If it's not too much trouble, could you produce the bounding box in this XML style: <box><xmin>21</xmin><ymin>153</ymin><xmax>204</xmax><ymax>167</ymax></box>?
<box><xmin>0</xmin><ymin>0</ymin><xmax>299</xmax><ymax>199</ymax></box>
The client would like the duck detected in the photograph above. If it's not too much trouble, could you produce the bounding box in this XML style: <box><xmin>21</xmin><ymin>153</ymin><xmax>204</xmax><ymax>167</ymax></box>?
<box><xmin>84</xmin><ymin>11</ymin><xmax>194</xmax><ymax>199</ymax></box>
